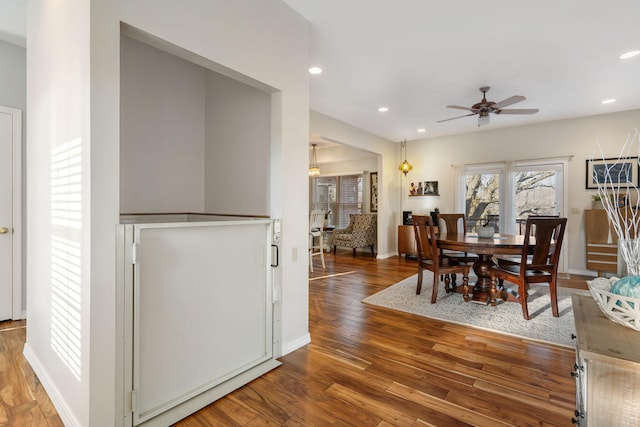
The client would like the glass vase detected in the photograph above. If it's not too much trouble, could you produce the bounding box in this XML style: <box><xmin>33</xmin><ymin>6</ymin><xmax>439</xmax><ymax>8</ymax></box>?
<box><xmin>619</xmin><ymin>238</ymin><xmax>640</xmax><ymax>276</ymax></box>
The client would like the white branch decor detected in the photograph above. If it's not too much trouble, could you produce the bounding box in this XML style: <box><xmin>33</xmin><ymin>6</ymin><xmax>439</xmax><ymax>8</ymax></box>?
<box><xmin>589</xmin><ymin>129</ymin><xmax>640</xmax><ymax>276</ymax></box>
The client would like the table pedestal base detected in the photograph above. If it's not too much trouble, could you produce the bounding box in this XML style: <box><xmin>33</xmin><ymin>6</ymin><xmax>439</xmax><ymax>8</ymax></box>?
<box><xmin>467</xmin><ymin>254</ymin><xmax>521</xmax><ymax>304</ymax></box>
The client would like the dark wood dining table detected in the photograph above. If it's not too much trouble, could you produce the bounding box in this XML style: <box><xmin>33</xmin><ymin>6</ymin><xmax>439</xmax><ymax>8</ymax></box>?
<box><xmin>436</xmin><ymin>232</ymin><xmax>533</xmax><ymax>303</ymax></box>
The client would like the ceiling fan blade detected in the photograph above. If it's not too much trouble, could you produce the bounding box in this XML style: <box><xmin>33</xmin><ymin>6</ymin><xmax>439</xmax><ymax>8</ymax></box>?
<box><xmin>436</xmin><ymin>113</ymin><xmax>477</xmax><ymax>123</ymax></box>
<box><xmin>495</xmin><ymin>108</ymin><xmax>539</xmax><ymax>115</ymax></box>
<box><xmin>492</xmin><ymin>95</ymin><xmax>525</xmax><ymax>109</ymax></box>
<box><xmin>446</xmin><ymin>105</ymin><xmax>477</xmax><ymax>111</ymax></box>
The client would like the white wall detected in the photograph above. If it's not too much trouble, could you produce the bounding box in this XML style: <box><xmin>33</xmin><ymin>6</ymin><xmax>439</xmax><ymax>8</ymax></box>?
<box><xmin>310</xmin><ymin>110</ymin><xmax>399</xmax><ymax>258</ymax></box>
<box><xmin>0</xmin><ymin>40</ymin><xmax>26</xmax><ymax>312</ymax></box>
<box><xmin>26</xmin><ymin>0</ymin><xmax>92</xmax><ymax>425</ymax></box>
<box><xmin>407</xmin><ymin>109</ymin><xmax>640</xmax><ymax>274</ymax></box>
<box><xmin>204</xmin><ymin>70</ymin><xmax>271</xmax><ymax>216</ymax></box>
<box><xmin>26</xmin><ymin>1</ymin><xmax>310</xmax><ymax>426</ymax></box>
<box><xmin>120</xmin><ymin>36</ymin><xmax>206</xmax><ymax>213</ymax></box>
<box><xmin>0</xmin><ymin>40</ymin><xmax>26</xmax><ymax>111</ymax></box>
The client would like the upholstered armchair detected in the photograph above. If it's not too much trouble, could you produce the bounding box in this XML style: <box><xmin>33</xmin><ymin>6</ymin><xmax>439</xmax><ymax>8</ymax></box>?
<box><xmin>333</xmin><ymin>214</ymin><xmax>377</xmax><ymax>257</ymax></box>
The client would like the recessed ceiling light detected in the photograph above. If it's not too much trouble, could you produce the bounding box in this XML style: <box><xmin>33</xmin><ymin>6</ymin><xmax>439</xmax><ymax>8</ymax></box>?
<box><xmin>417</xmin><ymin>128</ymin><xmax>426</xmax><ymax>133</ymax></box>
<box><xmin>620</xmin><ymin>50</ymin><xmax>640</xmax><ymax>60</ymax></box>
<box><xmin>602</xmin><ymin>98</ymin><xmax>616</xmax><ymax>104</ymax></box>
<box><xmin>378</xmin><ymin>106</ymin><xmax>389</xmax><ymax>113</ymax></box>
<box><xmin>308</xmin><ymin>66</ymin><xmax>323</xmax><ymax>75</ymax></box>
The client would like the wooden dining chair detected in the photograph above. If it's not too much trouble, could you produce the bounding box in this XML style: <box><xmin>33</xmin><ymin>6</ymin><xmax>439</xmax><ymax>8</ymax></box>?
<box><xmin>436</xmin><ymin>213</ymin><xmax>478</xmax><ymax>263</ymax></box>
<box><xmin>489</xmin><ymin>217</ymin><xmax>567</xmax><ymax>320</ymax></box>
<box><xmin>437</xmin><ymin>213</ymin><xmax>478</xmax><ymax>285</ymax></box>
<box><xmin>412</xmin><ymin>215</ymin><xmax>470</xmax><ymax>303</ymax></box>
<box><xmin>495</xmin><ymin>215</ymin><xmax>560</xmax><ymax>267</ymax></box>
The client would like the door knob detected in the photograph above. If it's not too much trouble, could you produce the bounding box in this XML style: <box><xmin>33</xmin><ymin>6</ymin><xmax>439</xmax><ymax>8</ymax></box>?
<box><xmin>0</xmin><ymin>227</ymin><xmax>9</xmax><ymax>234</ymax></box>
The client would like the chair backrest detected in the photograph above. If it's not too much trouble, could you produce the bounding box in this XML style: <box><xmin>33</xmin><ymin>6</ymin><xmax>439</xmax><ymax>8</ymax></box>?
<box><xmin>437</xmin><ymin>213</ymin><xmax>466</xmax><ymax>234</ymax></box>
<box><xmin>310</xmin><ymin>210</ymin><xmax>325</xmax><ymax>232</ymax></box>
<box><xmin>522</xmin><ymin>217</ymin><xmax>567</xmax><ymax>267</ymax></box>
<box><xmin>523</xmin><ymin>214</ymin><xmax>560</xmax><ymax>236</ymax></box>
<box><xmin>412</xmin><ymin>215</ymin><xmax>439</xmax><ymax>261</ymax></box>
<box><xmin>353</xmin><ymin>214</ymin><xmax>376</xmax><ymax>232</ymax></box>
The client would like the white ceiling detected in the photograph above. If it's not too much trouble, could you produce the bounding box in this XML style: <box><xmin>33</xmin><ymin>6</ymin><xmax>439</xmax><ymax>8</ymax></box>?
<box><xmin>284</xmin><ymin>0</ymin><xmax>640</xmax><ymax>141</ymax></box>
<box><xmin>3</xmin><ymin>1</ymin><xmax>639</xmax><ymax>142</ymax></box>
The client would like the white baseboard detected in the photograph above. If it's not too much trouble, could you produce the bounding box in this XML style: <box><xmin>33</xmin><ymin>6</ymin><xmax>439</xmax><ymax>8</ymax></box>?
<box><xmin>377</xmin><ymin>251</ymin><xmax>397</xmax><ymax>259</ymax></box>
<box><xmin>23</xmin><ymin>343</ymin><xmax>79</xmax><ymax>427</ymax></box>
<box><xmin>281</xmin><ymin>333</ymin><xmax>311</xmax><ymax>356</ymax></box>
<box><xmin>567</xmin><ymin>268</ymin><xmax>598</xmax><ymax>277</ymax></box>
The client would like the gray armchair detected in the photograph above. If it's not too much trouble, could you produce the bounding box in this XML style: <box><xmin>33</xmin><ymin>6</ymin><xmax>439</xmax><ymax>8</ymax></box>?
<box><xmin>333</xmin><ymin>214</ymin><xmax>377</xmax><ymax>257</ymax></box>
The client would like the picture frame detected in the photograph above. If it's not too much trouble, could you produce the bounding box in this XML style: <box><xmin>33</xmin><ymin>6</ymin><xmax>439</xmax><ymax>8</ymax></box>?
<box><xmin>409</xmin><ymin>180</ymin><xmax>440</xmax><ymax>196</ymax></box>
<box><xmin>423</xmin><ymin>180</ymin><xmax>439</xmax><ymax>196</ymax></box>
<box><xmin>370</xmin><ymin>172</ymin><xmax>378</xmax><ymax>212</ymax></box>
<box><xmin>586</xmin><ymin>157</ymin><xmax>639</xmax><ymax>189</ymax></box>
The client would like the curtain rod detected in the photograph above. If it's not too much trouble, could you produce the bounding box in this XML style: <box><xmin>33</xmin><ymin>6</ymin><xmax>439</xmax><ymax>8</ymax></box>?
<box><xmin>451</xmin><ymin>154</ymin><xmax>574</xmax><ymax>168</ymax></box>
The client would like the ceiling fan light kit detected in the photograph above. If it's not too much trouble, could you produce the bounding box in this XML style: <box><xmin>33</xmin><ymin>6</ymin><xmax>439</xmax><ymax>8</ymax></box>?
<box><xmin>438</xmin><ymin>86</ymin><xmax>539</xmax><ymax>127</ymax></box>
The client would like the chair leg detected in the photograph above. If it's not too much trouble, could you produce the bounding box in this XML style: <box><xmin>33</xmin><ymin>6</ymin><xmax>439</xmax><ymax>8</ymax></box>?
<box><xmin>309</xmin><ymin>248</ymin><xmax>314</xmax><ymax>273</ymax></box>
<box><xmin>430</xmin><ymin>272</ymin><xmax>439</xmax><ymax>304</ymax></box>
<box><xmin>333</xmin><ymin>245</ymin><xmax>336</xmax><ymax>254</ymax></box>
<box><xmin>550</xmin><ymin>279</ymin><xmax>559</xmax><ymax>317</ymax></box>
<box><xmin>444</xmin><ymin>274</ymin><xmax>452</xmax><ymax>293</ymax></box>
<box><xmin>462</xmin><ymin>273</ymin><xmax>470</xmax><ymax>302</ymax></box>
<box><xmin>352</xmin><ymin>248</ymin><xmax>356</xmax><ymax>257</ymax></box>
<box><xmin>519</xmin><ymin>282</ymin><xmax>530</xmax><ymax>320</ymax></box>
<box><xmin>416</xmin><ymin>267</ymin><xmax>423</xmax><ymax>295</ymax></box>
<box><xmin>489</xmin><ymin>276</ymin><xmax>498</xmax><ymax>307</ymax></box>
<box><xmin>318</xmin><ymin>237</ymin><xmax>325</xmax><ymax>269</ymax></box>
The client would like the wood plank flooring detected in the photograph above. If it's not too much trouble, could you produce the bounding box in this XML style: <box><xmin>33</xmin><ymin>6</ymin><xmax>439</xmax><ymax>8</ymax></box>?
<box><xmin>0</xmin><ymin>320</ymin><xmax>63</xmax><ymax>426</ymax></box>
<box><xmin>4</xmin><ymin>251</ymin><xmax>588</xmax><ymax>426</ymax></box>
<box><xmin>179</xmin><ymin>251</ymin><xmax>585</xmax><ymax>426</ymax></box>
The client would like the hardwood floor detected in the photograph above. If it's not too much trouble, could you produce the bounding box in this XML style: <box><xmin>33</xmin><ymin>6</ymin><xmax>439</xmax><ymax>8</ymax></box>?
<box><xmin>6</xmin><ymin>251</ymin><xmax>588</xmax><ymax>426</ymax></box>
<box><xmin>179</xmin><ymin>251</ymin><xmax>585</xmax><ymax>426</ymax></box>
<box><xmin>0</xmin><ymin>320</ymin><xmax>63</xmax><ymax>426</ymax></box>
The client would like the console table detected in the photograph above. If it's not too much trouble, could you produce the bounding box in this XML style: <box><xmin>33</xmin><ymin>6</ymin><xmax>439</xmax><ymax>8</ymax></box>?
<box><xmin>571</xmin><ymin>294</ymin><xmax>640</xmax><ymax>426</ymax></box>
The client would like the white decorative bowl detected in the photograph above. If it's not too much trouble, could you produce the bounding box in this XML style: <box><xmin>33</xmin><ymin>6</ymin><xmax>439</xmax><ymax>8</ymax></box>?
<box><xmin>588</xmin><ymin>276</ymin><xmax>640</xmax><ymax>331</ymax></box>
<box><xmin>477</xmin><ymin>226</ymin><xmax>495</xmax><ymax>238</ymax></box>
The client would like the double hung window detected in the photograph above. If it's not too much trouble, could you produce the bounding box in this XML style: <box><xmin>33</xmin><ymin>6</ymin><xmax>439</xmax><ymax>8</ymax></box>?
<box><xmin>311</xmin><ymin>174</ymin><xmax>363</xmax><ymax>228</ymax></box>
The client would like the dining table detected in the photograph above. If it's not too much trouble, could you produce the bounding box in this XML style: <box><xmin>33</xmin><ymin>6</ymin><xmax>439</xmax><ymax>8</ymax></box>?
<box><xmin>436</xmin><ymin>232</ymin><xmax>534</xmax><ymax>304</ymax></box>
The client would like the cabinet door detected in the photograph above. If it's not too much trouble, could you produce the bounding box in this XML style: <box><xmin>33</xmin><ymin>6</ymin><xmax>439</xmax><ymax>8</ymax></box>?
<box><xmin>398</xmin><ymin>225</ymin><xmax>417</xmax><ymax>256</ymax></box>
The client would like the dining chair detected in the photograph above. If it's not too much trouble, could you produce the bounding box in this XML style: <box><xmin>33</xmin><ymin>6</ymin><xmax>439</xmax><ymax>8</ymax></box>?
<box><xmin>495</xmin><ymin>215</ymin><xmax>560</xmax><ymax>267</ymax></box>
<box><xmin>309</xmin><ymin>210</ymin><xmax>326</xmax><ymax>272</ymax></box>
<box><xmin>437</xmin><ymin>213</ymin><xmax>478</xmax><ymax>262</ymax></box>
<box><xmin>437</xmin><ymin>213</ymin><xmax>478</xmax><ymax>285</ymax></box>
<box><xmin>489</xmin><ymin>216</ymin><xmax>567</xmax><ymax>320</ymax></box>
<box><xmin>412</xmin><ymin>215</ymin><xmax>470</xmax><ymax>303</ymax></box>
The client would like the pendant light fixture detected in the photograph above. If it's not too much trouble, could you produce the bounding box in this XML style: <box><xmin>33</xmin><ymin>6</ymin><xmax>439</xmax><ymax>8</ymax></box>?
<box><xmin>398</xmin><ymin>139</ymin><xmax>413</xmax><ymax>176</ymax></box>
<box><xmin>309</xmin><ymin>143</ymin><xmax>321</xmax><ymax>176</ymax></box>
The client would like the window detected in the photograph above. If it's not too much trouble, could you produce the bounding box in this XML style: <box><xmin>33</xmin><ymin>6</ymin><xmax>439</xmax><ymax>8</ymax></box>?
<box><xmin>458</xmin><ymin>159</ymin><xmax>567</xmax><ymax>235</ymax></box>
<box><xmin>512</xmin><ymin>162</ymin><xmax>564</xmax><ymax>234</ymax></box>
<box><xmin>311</xmin><ymin>174</ymin><xmax>363</xmax><ymax>228</ymax></box>
<box><xmin>461</xmin><ymin>163</ymin><xmax>505</xmax><ymax>232</ymax></box>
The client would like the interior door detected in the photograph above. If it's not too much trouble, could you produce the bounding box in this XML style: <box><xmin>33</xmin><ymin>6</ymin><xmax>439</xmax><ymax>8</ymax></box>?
<box><xmin>0</xmin><ymin>108</ymin><xmax>17</xmax><ymax>320</ymax></box>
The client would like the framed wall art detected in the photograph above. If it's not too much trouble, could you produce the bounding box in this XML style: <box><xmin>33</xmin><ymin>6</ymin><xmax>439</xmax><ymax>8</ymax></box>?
<box><xmin>370</xmin><ymin>172</ymin><xmax>378</xmax><ymax>212</ymax></box>
<box><xmin>409</xmin><ymin>180</ymin><xmax>439</xmax><ymax>196</ymax></box>
<box><xmin>586</xmin><ymin>157</ymin><xmax>639</xmax><ymax>189</ymax></box>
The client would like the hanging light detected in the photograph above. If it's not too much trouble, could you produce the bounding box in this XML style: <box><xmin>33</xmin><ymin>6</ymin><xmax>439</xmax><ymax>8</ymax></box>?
<box><xmin>398</xmin><ymin>139</ymin><xmax>413</xmax><ymax>176</ymax></box>
<box><xmin>309</xmin><ymin>143</ymin><xmax>321</xmax><ymax>176</ymax></box>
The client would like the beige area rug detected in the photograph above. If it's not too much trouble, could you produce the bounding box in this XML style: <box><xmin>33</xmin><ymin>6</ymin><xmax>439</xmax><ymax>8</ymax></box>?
<box><xmin>362</xmin><ymin>274</ymin><xmax>590</xmax><ymax>348</ymax></box>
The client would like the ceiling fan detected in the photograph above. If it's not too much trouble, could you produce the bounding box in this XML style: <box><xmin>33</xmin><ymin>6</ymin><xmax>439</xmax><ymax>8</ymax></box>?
<box><xmin>437</xmin><ymin>86</ymin><xmax>539</xmax><ymax>127</ymax></box>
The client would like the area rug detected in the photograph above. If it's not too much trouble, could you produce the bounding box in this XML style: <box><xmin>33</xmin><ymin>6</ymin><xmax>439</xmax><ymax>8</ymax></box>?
<box><xmin>362</xmin><ymin>274</ymin><xmax>591</xmax><ymax>348</ymax></box>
